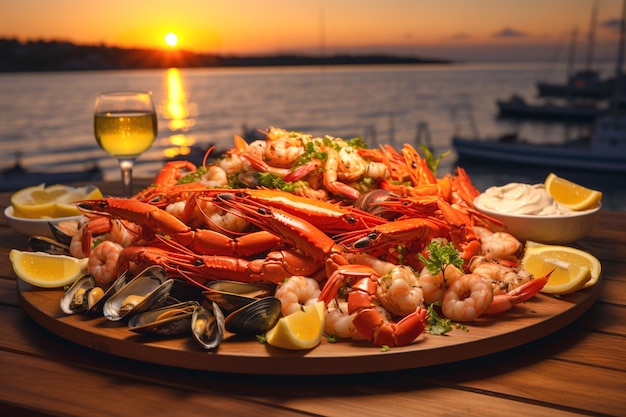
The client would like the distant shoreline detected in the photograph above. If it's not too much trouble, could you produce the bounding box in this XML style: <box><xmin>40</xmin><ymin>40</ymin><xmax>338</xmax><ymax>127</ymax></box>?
<box><xmin>0</xmin><ymin>38</ymin><xmax>453</xmax><ymax>73</ymax></box>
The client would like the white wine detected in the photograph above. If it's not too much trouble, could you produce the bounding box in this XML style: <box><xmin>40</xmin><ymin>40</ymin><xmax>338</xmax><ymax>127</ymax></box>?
<box><xmin>94</xmin><ymin>111</ymin><xmax>157</xmax><ymax>158</ymax></box>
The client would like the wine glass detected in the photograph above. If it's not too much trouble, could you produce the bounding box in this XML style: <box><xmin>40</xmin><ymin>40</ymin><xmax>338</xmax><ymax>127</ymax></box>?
<box><xmin>94</xmin><ymin>91</ymin><xmax>158</xmax><ymax>197</ymax></box>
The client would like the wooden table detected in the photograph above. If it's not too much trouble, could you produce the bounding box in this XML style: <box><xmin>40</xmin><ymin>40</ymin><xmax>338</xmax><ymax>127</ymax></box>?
<box><xmin>1</xmin><ymin>181</ymin><xmax>625</xmax><ymax>417</ymax></box>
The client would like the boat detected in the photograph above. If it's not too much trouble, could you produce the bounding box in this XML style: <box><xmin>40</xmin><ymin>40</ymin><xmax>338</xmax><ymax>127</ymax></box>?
<box><xmin>496</xmin><ymin>94</ymin><xmax>607</xmax><ymax>122</ymax></box>
<box><xmin>536</xmin><ymin>70</ymin><xmax>614</xmax><ymax>99</ymax></box>
<box><xmin>0</xmin><ymin>163</ymin><xmax>103</xmax><ymax>192</ymax></box>
<box><xmin>452</xmin><ymin>126</ymin><xmax>625</xmax><ymax>172</ymax></box>
<box><xmin>536</xmin><ymin>1</ymin><xmax>615</xmax><ymax>99</ymax></box>
<box><xmin>458</xmin><ymin>0</ymin><xmax>626</xmax><ymax>173</ymax></box>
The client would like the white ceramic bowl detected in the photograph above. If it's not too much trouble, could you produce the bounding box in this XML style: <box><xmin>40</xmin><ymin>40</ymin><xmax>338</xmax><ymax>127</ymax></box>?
<box><xmin>4</xmin><ymin>206</ymin><xmax>83</xmax><ymax>238</ymax></box>
<box><xmin>473</xmin><ymin>199</ymin><xmax>601</xmax><ymax>244</ymax></box>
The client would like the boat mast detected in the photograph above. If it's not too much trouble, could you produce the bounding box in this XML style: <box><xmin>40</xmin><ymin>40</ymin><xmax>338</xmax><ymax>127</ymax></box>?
<box><xmin>585</xmin><ymin>0</ymin><xmax>599</xmax><ymax>73</ymax></box>
<box><xmin>612</xmin><ymin>0</ymin><xmax>625</xmax><ymax>111</ymax></box>
<box><xmin>568</xmin><ymin>27</ymin><xmax>578</xmax><ymax>80</ymax></box>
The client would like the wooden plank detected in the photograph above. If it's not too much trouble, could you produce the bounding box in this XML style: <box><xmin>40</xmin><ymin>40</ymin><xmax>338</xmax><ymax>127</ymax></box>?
<box><xmin>456</xmin><ymin>358</ymin><xmax>626</xmax><ymax>417</ymax></box>
<box><xmin>0</xmin><ymin>278</ymin><xmax>18</xmax><ymax>307</ymax></box>
<box><xmin>0</xmin><ymin>351</ymin><xmax>304</xmax><ymax>417</ymax></box>
<box><xmin>575</xmin><ymin>302</ymin><xmax>626</xmax><ymax>336</ymax></box>
<box><xmin>0</xmin><ymin>349</ymin><xmax>587</xmax><ymax>417</ymax></box>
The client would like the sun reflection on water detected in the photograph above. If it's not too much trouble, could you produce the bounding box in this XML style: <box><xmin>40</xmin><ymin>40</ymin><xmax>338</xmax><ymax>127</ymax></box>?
<box><xmin>160</xmin><ymin>68</ymin><xmax>197</xmax><ymax>159</ymax></box>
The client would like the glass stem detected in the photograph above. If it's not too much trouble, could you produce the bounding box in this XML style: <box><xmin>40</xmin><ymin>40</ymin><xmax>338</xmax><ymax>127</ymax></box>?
<box><xmin>119</xmin><ymin>159</ymin><xmax>135</xmax><ymax>197</ymax></box>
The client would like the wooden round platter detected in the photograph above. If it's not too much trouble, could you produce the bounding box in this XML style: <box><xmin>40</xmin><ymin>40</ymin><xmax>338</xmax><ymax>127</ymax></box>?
<box><xmin>17</xmin><ymin>278</ymin><xmax>600</xmax><ymax>375</ymax></box>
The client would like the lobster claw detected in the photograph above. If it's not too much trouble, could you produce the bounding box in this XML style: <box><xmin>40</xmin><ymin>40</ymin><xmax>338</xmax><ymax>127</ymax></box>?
<box><xmin>355</xmin><ymin>307</ymin><xmax>428</xmax><ymax>347</ymax></box>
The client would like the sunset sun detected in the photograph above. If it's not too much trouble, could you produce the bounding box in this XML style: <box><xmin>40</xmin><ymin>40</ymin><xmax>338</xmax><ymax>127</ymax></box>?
<box><xmin>164</xmin><ymin>32</ymin><xmax>178</xmax><ymax>47</ymax></box>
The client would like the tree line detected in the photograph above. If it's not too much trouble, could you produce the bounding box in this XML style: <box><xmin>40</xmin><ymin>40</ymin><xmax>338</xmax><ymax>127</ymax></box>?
<box><xmin>0</xmin><ymin>38</ymin><xmax>451</xmax><ymax>72</ymax></box>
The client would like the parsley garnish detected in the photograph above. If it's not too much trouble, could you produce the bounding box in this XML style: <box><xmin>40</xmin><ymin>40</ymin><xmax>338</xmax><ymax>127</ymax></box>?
<box><xmin>418</xmin><ymin>241</ymin><xmax>464</xmax><ymax>276</ymax></box>
<box><xmin>426</xmin><ymin>302</ymin><xmax>453</xmax><ymax>335</ymax></box>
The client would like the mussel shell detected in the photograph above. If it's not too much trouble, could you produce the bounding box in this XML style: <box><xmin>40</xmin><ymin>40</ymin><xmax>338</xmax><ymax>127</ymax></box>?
<box><xmin>128</xmin><ymin>301</ymin><xmax>199</xmax><ymax>336</ymax></box>
<box><xmin>60</xmin><ymin>272</ymin><xmax>96</xmax><ymax>314</ymax></box>
<box><xmin>353</xmin><ymin>189</ymin><xmax>400</xmax><ymax>220</ymax></box>
<box><xmin>103</xmin><ymin>265</ymin><xmax>171</xmax><ymax>321</ymax></box>
<box><xmin>224</xmin><ymin>296</ymin><xmax>282</xmax><ymax>335</ymax></box>
<box><xmin>48</xmin><ymin>222</ymin><xmax>75</xmax><ymax>246</ymax></box>
<box><xmin>202</xmin><ymin>280</ymin><xmax>273</xmax><ymax>316</ymax></box>
<box><xmin>29</xmin><ymin>236</ymin><xmax>70</xmax><ymax>255</ymax></box>
<box><xmin>86</xmin><ymin>271</ymin><xmax>130</xmax><ymax>315</ymax></box>
<box><xmin>192</xmin><ymin>302</ymin><xmax>225</xmax><ymax>350</ymax></box>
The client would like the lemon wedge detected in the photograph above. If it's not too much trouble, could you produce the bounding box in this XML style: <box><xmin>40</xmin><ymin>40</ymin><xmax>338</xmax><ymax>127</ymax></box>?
<box><xmin>521</xmin><ymin>242</ymin><xmax>601</xmax><ymax>295</ymax></box>
<box><xmin>265</xmin><ymin>301</ymin><xmax>325</xmax><ymax>350</ymax></box>
<box><xmin>10</xmin><ymin>184</ymin><xmax>103</xmax><ymax>219</ymax></box>
<box><xmin>544</xmin><ymin>173</ymin><xmax>602</xmax><ymax>211</ymax></box>
<box><xmin>9</xmin><ymin>249</ymin><xmax>89</xmax><ymax>288</ymax></box>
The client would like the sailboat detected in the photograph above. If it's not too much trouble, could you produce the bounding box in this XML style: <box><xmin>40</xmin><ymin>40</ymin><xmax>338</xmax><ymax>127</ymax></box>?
<box><xmin>536</xmin><ymin>0</ymin><xmax>614</xmax><ymax>99</ymax></box>
<box><xmin>454</xmin><ymin>1</ymin><xmax>626</xmax><ymax>173</ymax></box>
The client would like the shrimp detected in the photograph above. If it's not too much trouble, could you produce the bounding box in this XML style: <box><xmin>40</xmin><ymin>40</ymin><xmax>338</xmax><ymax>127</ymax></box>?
<box><xmin>346</xmin><ymin>253</ymin><xmax>395</xmax><ymax>275</ymax></box>
<box><xmin>274</xmin><ymin>275</ymin><xmax>321</xmax><ymax>316</ymax></box>
<box><xmin>88</xmin><ymin>241</ymin><xmax>123</xmax><ymax>287</ymax></box>
<box><xmin>336</xmin><ymin>145</ymin><xmax>367</xmax><ymax>182</ymax></box>
<box><xmin>469</xmin><ymin>256</ymin><xmax>534</xmax><ymax>295</ymax></box>
<box><xmin>106</xmin><ymin>219</ymin><xmax>143</xmax><ymax>248</ymax></box>
<box><xmin>324</xmin><ymin>299</ymin><xmax>363</xmax><ymax>340</ymax></box>
<box><xmin>377</xmin><ymin>265</ymin><xmax>424</xmax><ymax>317</ymax></box>
<box><xmin>197</xmin><ymin>201</ymin><xmax>249</xmax><ymax>234</ymax></box>
<box><xmin>482</xmin><ymin>272</ymin><xmax>550</xmax><ymax>315</ymax></box>
<box><xmin>199</xmin><ymin>165</ymin><xmax>228</xmax><ymax>188</ymax></box>
<box><xmin>442</xmin><ymin>273</ymin><xmax>494</xmax><ymax>322</ymax></box>
<box><xmin>263</xmin><ymin>126</ymin><xmax>308</xmax><ymax>168</ymax></box>
<box><xmin>346</xmin><ymin>253</ymin><xmax>424</xmax><ymax>317</ymax></box>
<box><xmin>418</xmin><ymin>264</ymin><xmax>464</xmax><ymax>305</ymax></box>
<box><xmin>474</xmin><ymin>226</ymin><xmax>522</xmax><ymax>261</ymax></box>
<box><xmin>69</xmin><ymin>217</ymin><xmax>139</xmax><ymax>258</ymax></box>
<box><xmin>323</xmin><ymin>148</ymin><xmax>360</xmax><ymax>200</ymax></box>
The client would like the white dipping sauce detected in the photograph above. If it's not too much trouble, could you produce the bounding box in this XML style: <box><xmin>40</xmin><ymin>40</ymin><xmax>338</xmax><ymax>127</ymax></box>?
<box><xmin>475</xmin><ymin>183</ymin><xmax>575</xmax><ymax>216</ymax></box>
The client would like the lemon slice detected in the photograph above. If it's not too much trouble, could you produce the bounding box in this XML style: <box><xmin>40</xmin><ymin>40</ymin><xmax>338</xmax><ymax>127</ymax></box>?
<box><xmin>53</xmin><ymin>185</ymin><xmax>103</xmax><ymax>217</ymax></box>
<box><xmin>265</xmin><ymin>301</ymin><xmax>325</xmax><ymax>350</ymax></box>
<box><xmin>544</xmin><ymin>173</ymin><xmax>602</xmax><ymax>211</ymax></box>
<box><xmin>521</xmin><ymin>242</ymin><xmax>601</xmax><ymax>295</ymax></box>
<box><xmin>10</xmin><ymin>184</ymin><xmax>103</xmax><ymax>219</ymax></box>
<box><xmin>9</xmin><ymin>249</ymin><xmax>89</xmax><ymax>288</ymax></box>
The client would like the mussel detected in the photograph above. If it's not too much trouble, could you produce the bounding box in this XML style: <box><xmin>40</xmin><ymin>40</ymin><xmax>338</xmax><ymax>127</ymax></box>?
<box><xmin>128</xmin><ymin>301</ymin><xmax>200</xmax><ymax>336</ymax></box>
<box><xmin>103</xmin><ymin>265</ymin><xmax>173</xmax><ymax>321</ymax></box>
<box><xmin>85</xmin><ymin>272</ymin><xmax>130</xmax><ymax>315</ymax></box>
<box><xmin>192</xmin><ymin>302</ymin><xmax>225</xmax><ymax>350</ymax></box>
<box><xmin>60</xmin><ymin>273</ymin><xmax>103</xmax><ymax>314</ymax></box>
<box><xmin>353</xmin><ymin>189</ymin><xmax>400</xmax><ymax>220</ymax></box>
<box><xmin>48</xmin><ymin>220</ymin><xmax>80</xmax><ymax>246</ymax></box>
<box><xmin>224</xmin><ymin>296</ymin><xmax>282</xmax><ymax>335</ymax></box>
<box><xmin>202</xmin><ymin>280</ymin><xmax>273</xmax><ymax>316</ymax></box>
<box><xmin>29</xmin><ymin>236</ymin><xmax>70</xmax><ymax>255</ymax></box>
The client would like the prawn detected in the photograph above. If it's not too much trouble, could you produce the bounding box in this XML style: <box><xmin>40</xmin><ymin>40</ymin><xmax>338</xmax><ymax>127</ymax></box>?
<box><xmin>274</xmin><ymin>275</ymin><xmax>321</xmax><ymax>316</ymax></box>
<box><xmin>263</xmin><ymin>126</ymin><xmax>308</xmax><ymax>168</ymax></box>
<box><xmin>377</xmin><ymin>265</ymin><xmax>424</xmax><ymax>317</ymax></box>
<box><xmin>441</xmin><ymin>273</ymin><xmax>493</xmax><ymax>322</ymax></box>
<box><xmin>483</xmin><ymin>272</ymin><xmax>550</xmax><ymax>315</ymax></box>
<box><xmin>88</xmin><ymin>240</ymin><xmax>123</xmax><ymax>288</ymax></box>
<box><xmin>346</xmin><ymin>253</ymin><xmax>424</xmax><ymax>317</ymax></box>
<box><xmin>324</xmin><ymin>299</ymin><xmax>363</xmax><ymax>341</ymax></box>
<box><xmin>469</xmin><ymin>256</ymin><xmax>533</xmax><ymax>295</ymax></box>
<box><xmin>474</xmin><ymin>226</ymin><xmax>522</xmax><ymax>261</ymax></box>
<box><xmin>323</xmin><ymin>148</ymin><xmax>360</xmax><ymax>200</ymax></box>
<box><xmin>418</xmin><ymin>264</ymin><xmax>464</xmax><ymax>305</ymax></box>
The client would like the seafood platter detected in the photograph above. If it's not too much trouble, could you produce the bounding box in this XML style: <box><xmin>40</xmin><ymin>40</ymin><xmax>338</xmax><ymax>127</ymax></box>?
<box><xmin>15</xmin><ymin>127</ymin><xmax>602</xmax><ymax>375</ymax></box>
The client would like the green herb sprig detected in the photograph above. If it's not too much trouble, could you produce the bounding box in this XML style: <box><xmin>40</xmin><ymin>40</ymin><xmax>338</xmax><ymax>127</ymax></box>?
<box><xmin>418</xmin><ymin>241</ymin><xmax>464</xmax><ymax>276</ymax></box>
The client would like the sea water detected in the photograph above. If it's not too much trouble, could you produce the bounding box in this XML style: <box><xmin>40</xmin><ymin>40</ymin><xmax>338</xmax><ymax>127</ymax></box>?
<box><xmin>1</xmin><ymin>62</ymin><xmax>624</xmax><ymax>211</ymax></box>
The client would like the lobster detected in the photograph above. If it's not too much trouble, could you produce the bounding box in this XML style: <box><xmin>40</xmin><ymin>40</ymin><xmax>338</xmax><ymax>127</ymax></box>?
<box><xmin>76</xmin><ymin>198</ymin><xmax>282</xmax><ymax>257</ymax></box>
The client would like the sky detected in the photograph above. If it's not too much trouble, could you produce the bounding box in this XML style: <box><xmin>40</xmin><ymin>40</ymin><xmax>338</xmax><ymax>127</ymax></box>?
<box><xmin>1</xmin><ymin>0</ymin><xmax>624</xmax><ymax>62</ymax></box>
